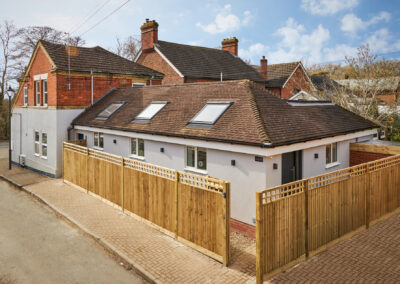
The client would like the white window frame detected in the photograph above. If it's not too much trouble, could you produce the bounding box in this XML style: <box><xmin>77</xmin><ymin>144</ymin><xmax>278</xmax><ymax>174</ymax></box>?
<box><xmin>41</xmin><ymin>132</ymin><xmax>47</xmax><ymax>159</ymax></box>
<box><xmin>35</xmin><ymin>81</ymin><xmax>40</xmax><ymax>106</ymax></box>
<box><xmin>185</xmin><ymin>146</ymin><xmax>207</xmax><ymax>174</ymax></box>
<box><xmin>42</xmin><ymin>79</ymin><xmax>48</xmax><ymax>106</ymax></box>
<box><xmin>34</xmin><ymin>130</ymin><xmax>40</xmax><ymax>156</ymax></box>
<box><xmin>93</xmin><ymin>132</ymin><xmax>104</xmax><ymax>150</ymax></box>
<box><xmin>23</xmin><ymin>86</ymin><xmax>28</xmax><ymax>106</ymax></box>
<box><xmin>326</xmin><ymin>142</ymin><xmax>339</xmax><ymax>168</ymax></box>
<box><xmin>132</xmin><ymin>82</ymin><xmax>145</xmax><ymax>87</ymax></box>
<box><xmin>130</xmin><ymin>138</ymin><xmax>145</xmax><ymax>160</ymax></box>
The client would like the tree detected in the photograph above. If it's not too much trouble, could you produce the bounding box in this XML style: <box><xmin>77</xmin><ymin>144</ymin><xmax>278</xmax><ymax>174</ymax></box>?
<box><xmin>115</xmin><ymin>36</ymin><xmax>141</xmax><ymax>61</ymax></box>
<box><xmin>0</xmin><ymin>21</ymin><xmax>21</xmax><ymax>105</ymax></box>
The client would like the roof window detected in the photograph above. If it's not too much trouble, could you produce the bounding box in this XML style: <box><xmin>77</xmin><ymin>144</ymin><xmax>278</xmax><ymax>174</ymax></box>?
<box><xmin>189</xmin><ymin>101</ymin><xmax>232</xmax><ymax>126</ymax></box>
<box><xmin>133</xmin><ymin>102</ymin><xmax>168</xmax><ymax>123</ymax></box>
<box><xmin>96</xmin><ymin>102</ymin><xmax>124</xmax><ymax>120</ymax></box>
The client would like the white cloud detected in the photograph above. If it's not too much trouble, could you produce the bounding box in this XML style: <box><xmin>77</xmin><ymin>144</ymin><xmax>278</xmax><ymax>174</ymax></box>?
<box><xmin>341</xmin><ymin>12</ymin><xmax>391</xmax><ymax>34</ymax></box>
<box><xmin>239</xmin><ymin>43</ymin><xmax>268</xmax><ymax>61</ymax></box>
<box><xmin>301</xmin><ymin>0</ymin><xmax>358</xmax><ymax>15</ymax></box>
<box><xmin>365</xmin><ymin>28</ymin><xmax>400</xmax><ymax>53</ymax></box>
<box><xmin>196</xmin><ymin>4</ymin><xmax>253</xmax><ymax>34</ymax></box>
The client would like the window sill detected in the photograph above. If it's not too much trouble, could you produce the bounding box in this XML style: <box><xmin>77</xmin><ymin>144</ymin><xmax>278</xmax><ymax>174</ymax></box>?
<box><xmin>93</xmin><ymin>146</ymin><xmax>104</xmax><ymax>151</ymax></box>
<box><xmin>184</xmin><ymin>167</ymin><xmax>208</xmax><ymax>175</ymax></box>
<box><xmin>325</xmin><ymin>162</ymin><xmax>340</xmax><ymax>169</ymax></box>
<box><xmin>34</xmin><ymin>153</ymin><xmax>40</xmax><ymax>157</ymax></box>
<box><xmin>33</xmin><ymin>106</ymin><xmax>48</xmax><ymax>109</ymax></box>
<box><xmin>129</xmin><ymin>155</ymin><xmax>145</xmax><ymax>161</ymax></box>
<box><xmin>41</xmin><ymin>156</ymin><xmax>48</xmax><ymax>160</ymax></box>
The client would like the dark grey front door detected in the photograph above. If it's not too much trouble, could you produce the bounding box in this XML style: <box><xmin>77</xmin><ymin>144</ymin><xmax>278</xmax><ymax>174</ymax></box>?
<box><xmin>282</xmin><ymin>151</ymin><xmax>302</xmax><ymax>184</ymax></box>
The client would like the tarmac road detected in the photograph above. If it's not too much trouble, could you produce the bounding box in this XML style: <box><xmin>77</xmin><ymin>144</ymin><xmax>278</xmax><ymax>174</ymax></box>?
<box><xmin>0</xmin><ymin>179</ymin><xmax>144</xmax><ymax>284</ymax></box>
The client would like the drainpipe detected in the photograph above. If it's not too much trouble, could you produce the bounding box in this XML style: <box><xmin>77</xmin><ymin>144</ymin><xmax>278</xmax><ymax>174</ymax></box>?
<box><xmin>91</xmin><ymin>70</ymin><xmax>94</xmax><ymax>105</ymax></box>
<box><xmin>149</xmin><ymin>75</ymin><xmax>154</xmax><ymax>86</ymax></box>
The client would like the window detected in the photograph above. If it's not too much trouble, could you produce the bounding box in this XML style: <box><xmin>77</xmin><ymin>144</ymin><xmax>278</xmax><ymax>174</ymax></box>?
<box><xmin>132</xmin><ymin>82</ymin><xmax>145</xmax><ymax>87</ymax></box>
<box><xmin>130</xmin><ymin>138</ymin><xmax>144</xmax><ymax>158</ymax></box>
<box><xmin>185</xmin><ymin>146</ymin><xmax>207</xmax><ymax>171</ymax></box>
<box><xmin>34</xmin><ymin>131</ymin><xmax>40</xmax><ymax>155</ymax></box>
<box><xmin>189</xmin><ymin>102</ymin><xmax>232</xmax><ymax>126</ymax></box>
<box><xmin>326</xmin><ymin>142</ymin><xmax>338</xmax><ymax>165</ymax></box>
<box><xmin>133</xmin><ymin>102</ymin><xmax>168</xmax><ymax>122</ymax></box>
<box><xmin>23</xmin><ymin>87</ymin><xmax>28</xmax><ymax>106</ymax></box>
<box><xmin>94</xmin><ymin>132</ymin><xmax>104</xmax><ymax>149</ymax></box>
<box><xmin>35</xmin><ymin>81</ymin><xmax>40</xmax><ymax>106</ymax></box>
<box><xmin>96</xmin><ymin>102</ymin><xmax>124</xmax><ymax>120</ymax></box>
<box><xmin>41</xmin><ymin>132</ymin><xmax>47</xmax><ymax>158</ymax></box>
<box><xmin>42</xmin><ymin>80</ymin><xmax>48</xmax><ymax>106</ymax></box>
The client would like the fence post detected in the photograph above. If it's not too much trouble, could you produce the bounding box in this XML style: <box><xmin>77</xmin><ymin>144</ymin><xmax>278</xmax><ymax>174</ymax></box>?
<box><xmin>86</xmin><ymin>148</ymin><xmax>89</xmax><ymax>194</ymax></box>
<box><xmin>304</xmin><ymin>179</ymin><xmax>309</xmax><ymax>259</ymax></box>
<box><xmin>365</xmin><ymin>164</ymin><xmax>371</xmax><ymax>229</ymax></box>
<box><xmin>121</xmin><ymin>157</ymin><xmax>125</xmax><ymax>212</ymax></box>
<box><xmin>223</xmin><ymin>182</ymin><xmax>230</xmax><ymax>267</ymax></box>
<box><xmin>256</xmin><ymin>191</ymin><xmax>264</xmax><ymax>284</ymax></box>
<box><xmin>174</xmin><ymin>171</ymin><xmax>179</xmax><ymax>239</ymax></box>
<box><xmin>62</xmin><ymin>142</ymin><xmax>65</xmax><ymax>180</ymax></box>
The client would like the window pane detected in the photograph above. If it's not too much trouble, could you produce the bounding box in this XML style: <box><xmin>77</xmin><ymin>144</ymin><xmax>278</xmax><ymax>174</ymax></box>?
<box><xmin>42</xmin><ymin>145</ymin><xmax>47</xmax><ymax>157</ymax></box>
<box><xmin>138</xmin><ymin>139</ymin><xmax>144</xmax><ymax>157</ymax></box>
<box><xmin>94</xmin><ymin>133</ymin><xmax>99</xmax><ymax>147</ymax></box>
<box><xmin>99</xmin><ymin>133</ymin><xmax>104</xmax><ymax>148</ymax></box>
<box><xmin>197</xmin><ymin>148</ymin><xmax>207</xmax><ymax>170</ymax></box>
<box><xmin>96</xmin><ymin>102</ymin><xmax>124</xmax><ymax>120</ymax></box>
<box><xmin>326</xmin><ymin>144</ymin><xmax>331</xmax><ymax>164</ymax></box>
<box><xmin>186</xmin><ymin>147</ymin><xmax>195</xmax><ymax>167</ymax></box>
<box><xmin>332</xmin><ymin>143</ymin><xmax>338</xmax><ymax>163</ymax></box>
<box><xmin>131</xmin><ymin>138</ymin><xmax>137</xmax><ymax>155</ymax></box>
<box><xmin>43</xmin><ymin>80</ymin><xmax>47</xmax><ymax>105</ymax></box>
<box><xmin>42</xmin><ymin>133</ymin><xmax>47</xmax><ymax>144</ymax></box>
<box><xmin>191</xmin><ymin>103</ymin><xmax>230</xmax><ymax>124</ymax></box>
<box><xmin>35</xmin><ymin>143</ymin><xmax>39</xmax><ymax>154</ymax></box>
<box><xmin>35</xmin><ymin>131</ymin><xmax>39</xmax><ymax>142</ymax></box>
<box><xmin>135</xmin><ymin>103</ymin><xmax>167</xmax><ymax>120</ymax></box>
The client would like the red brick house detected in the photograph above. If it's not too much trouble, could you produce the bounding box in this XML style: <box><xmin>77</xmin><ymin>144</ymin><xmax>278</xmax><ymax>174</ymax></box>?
<box><xmin>135</xmin><ymin>19</ymin><xmax>265</xmax><ymax>85</ymax></box>
<box><xmin>11</xmin><ymin>40</ymin><xmax>163</xmax><ymax>177</ymax></box>
<box><xmin>256</xmin><ymin>59</ymin><xmax>315</xmax><ymax>99</ymax></box>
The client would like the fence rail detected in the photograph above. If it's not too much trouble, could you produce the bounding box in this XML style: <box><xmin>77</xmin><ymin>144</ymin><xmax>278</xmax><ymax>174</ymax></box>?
<box><xmin>256</xmin><ymin>154</ymin><xmax>400</xmax><ymax>283</ymax></box>
<box><xmin>63</xmin><ymin>141</ymin><xmax>230</xmax><ymax>265</ymax></box>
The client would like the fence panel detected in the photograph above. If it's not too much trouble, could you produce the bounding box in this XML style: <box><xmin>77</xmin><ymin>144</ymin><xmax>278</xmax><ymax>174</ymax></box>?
<box><xmin>256</xmin><ymin>154</ymin><xmax>400</xmax><ymax>283</ymax></box>
<box><xmin>123</xmin><ymin>160</ymin><xmax>176</xmax><ymax>233</ymax></box>
<box><xmin>63</xmin><ymin>144</ymin><xmax>87</xmax><ymax>189</ymax></box>
<box><xmin>177</xmin><ymin>173</ymin><xmax>229</xmax><ymax>263</ymax></box>
<box><xmin>62</xmin><ymin>142</ymin><xmax>230</xmax><ymax>265</ymax></box>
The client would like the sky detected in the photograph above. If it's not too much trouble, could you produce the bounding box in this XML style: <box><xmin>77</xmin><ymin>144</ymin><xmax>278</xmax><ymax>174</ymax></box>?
<box><xmin>2</xmin><ymin>0</ymin><xmax>400</xmax><ymax>66</ymax></box>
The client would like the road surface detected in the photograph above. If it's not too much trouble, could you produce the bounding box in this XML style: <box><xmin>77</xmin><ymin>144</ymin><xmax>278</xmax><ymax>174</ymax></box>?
<box><xmin>0</xmin><ymin>179</ymin><xmax>144</xmax><ymax>284</ymax></box>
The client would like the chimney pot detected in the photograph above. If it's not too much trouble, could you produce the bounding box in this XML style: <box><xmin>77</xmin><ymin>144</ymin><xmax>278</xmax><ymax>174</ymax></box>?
<box><xmin>221</xmin><ymin>37</ymin><xmax>239</xmax><ymax>56</ymax></box>
<box><xmin>260</xmin><ymin>56</ymin><xmax>268</xmax><ymax>79</ymax></box>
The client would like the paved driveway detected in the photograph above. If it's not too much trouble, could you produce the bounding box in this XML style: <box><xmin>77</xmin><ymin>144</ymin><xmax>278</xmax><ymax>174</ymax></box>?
<box><xmin>0</xmin><ymin>180</ymin><xmax>144</xmax><ymax>284</ymax></box>
<box><xmin>271</xmin><ymin>212</ymin><xmax>400</xmax><ymax>283</ymax></box>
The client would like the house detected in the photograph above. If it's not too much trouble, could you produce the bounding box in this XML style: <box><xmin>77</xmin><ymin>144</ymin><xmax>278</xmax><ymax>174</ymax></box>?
<box><xmin>70</xmin><ymin>80</ymin><xmax>377</xmax><ymax>229</ymax></box>
<box><xmin>254</xmin><ymin>59</ymin><xmax>315</xmax><ymax>99</ymax></box>
<box><xmin>135</xmin><ymin>19</ymin><xmax>265</xmax><ymax>85</ymax></box>
<box><xmin>11</xmin><ymin>40</ymin><xmax>163</xmax><ymax>177</ymax></box>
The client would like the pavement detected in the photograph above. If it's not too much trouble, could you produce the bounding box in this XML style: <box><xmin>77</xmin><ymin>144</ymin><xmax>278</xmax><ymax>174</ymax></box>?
<box><xmin>0</xmin><ymin>180</ymin><xmax>144</xmax><ymax>284</ymax></box>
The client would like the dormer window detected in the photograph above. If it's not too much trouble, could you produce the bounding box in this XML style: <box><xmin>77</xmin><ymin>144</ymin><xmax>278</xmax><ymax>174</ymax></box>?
<box><xmin>96</xmin><ymin>102</ymin><xmax>124</xmax><ymax>120</ymax></box>
<box><xmin>188</xmin><ymin>101</ymin><xmax>232</xmax><ymax>127</ymax></box>
<box><xmin>133</xmin><ymin>102</ymin><xmax>168</xmax><ymax>123</ymax></box>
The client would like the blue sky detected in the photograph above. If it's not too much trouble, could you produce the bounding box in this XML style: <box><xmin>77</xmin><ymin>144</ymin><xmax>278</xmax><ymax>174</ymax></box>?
<box><xmin>2</xmin><ymin>0</ymin><xmax>400</xmax><ymax>66</ymax></box>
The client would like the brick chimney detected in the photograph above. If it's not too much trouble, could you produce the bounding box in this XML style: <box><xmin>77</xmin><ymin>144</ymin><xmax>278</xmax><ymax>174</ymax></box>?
<box><xmin>260</xmin><ymin>56</ymin><xmax>268</xmax><ymax>79</ymax></box>
<box><xmin>140</xmin><ymin>19</ymin><xmax>158</xmax><ymax>52</ymax></box>
<box><xmin>221</xmin><ymin>37</ymin><xmax>238</xmax><ymax>56</ymax></box>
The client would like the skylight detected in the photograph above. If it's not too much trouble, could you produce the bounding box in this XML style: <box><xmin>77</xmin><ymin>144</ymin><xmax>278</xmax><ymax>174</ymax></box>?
<box><xmin>133</xmin><ymin>102</ymin><xmax>168</xmax><ymax>122</ymax></box>
<box><xmin>96</xmin><ymin>102</ymin><xmax>124</xmax><ymax>120</ymax></box>
<box><xmin>190</xmin><ymin>102</ymin><xmax>232</xmax><ymax>125</ymax></box>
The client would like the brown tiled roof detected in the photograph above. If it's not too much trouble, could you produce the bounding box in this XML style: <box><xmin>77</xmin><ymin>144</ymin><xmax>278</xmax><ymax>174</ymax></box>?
<box><xmin>40</xmin><ymin>40</ymin><xmax>163</xmax><ymax>78</ymax></box>
<box><xmin>72</xmin><ymin>80</ymin><xmax>377</xmax><ymax>147</ymax></box>
<box><xmin>311</xmin><ymin>75</ymin><xmax>345</xmax><ymax>92</ymax></box>
<box><xmin>155</xmin><ymin>41</ymin><xmax>265</xmax><ymax>82</ymax></box>
<box><xmin>265</xmin><ymin>62</ymin><xmax>301</xmax><ymax>88</ymax></box>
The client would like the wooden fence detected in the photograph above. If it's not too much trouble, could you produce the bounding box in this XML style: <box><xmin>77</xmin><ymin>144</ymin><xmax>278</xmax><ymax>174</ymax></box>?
<box><xmin>350</xmin><ymin>142</ymin><xmax>400</xmax><ymax>155</ymax></box>
<box><xmin>63</xmin><ymin>142</ymin><xmax>230</xmax><ymax>265</ymax></box>
<box><xmin>256</xmin><ymin>154</ymin><xmax>400</xmax><ymax>283</ymax></box>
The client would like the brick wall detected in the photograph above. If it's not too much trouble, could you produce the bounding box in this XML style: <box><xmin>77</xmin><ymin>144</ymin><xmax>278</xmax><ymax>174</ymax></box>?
<box><xmin>350</xmin><ymin>150</ymin><xmax>392</xmax><ymax>166</ymax></box>
<box><xmin>138</xmin><ymin>52</ymin><xmax>184</xmax><ymax>85</ymax></box>
<box><xmin>280</xmin><ymin>66</ymin><xmax>312</xmax><ymax>100</ymax></box>
<box><xmin>230</xmin><ymin>218</ymin><xmax>256</xmax><ymax>239</ymax></box>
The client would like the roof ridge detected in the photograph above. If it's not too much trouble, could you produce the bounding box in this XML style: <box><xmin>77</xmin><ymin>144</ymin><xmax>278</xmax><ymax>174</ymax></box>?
<box><xmin>157</xmin><ymin>40</ymin><xmax>229</xmax><ymax>53</ymax></box>
<box><xmin>268</xmin><ymin>61</ymin><xmax>300</xmax><ymax>67</ymax></box>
